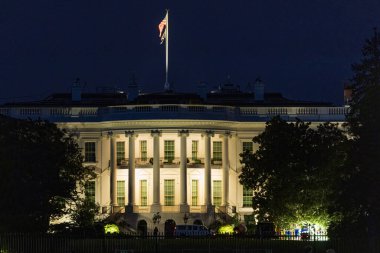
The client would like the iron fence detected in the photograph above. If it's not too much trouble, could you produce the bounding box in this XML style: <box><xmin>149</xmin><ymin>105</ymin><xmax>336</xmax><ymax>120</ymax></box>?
<box><xmin>0</xmin><ymin>233</ymin><xmax>378</xmax><ymax>253</ymax></box>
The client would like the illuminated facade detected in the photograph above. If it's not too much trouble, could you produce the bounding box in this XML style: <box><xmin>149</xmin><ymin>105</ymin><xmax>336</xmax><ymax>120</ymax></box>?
<box><xmin>0</xmin><ymin>81</ymin><xmax>347</xmax><ymax>233</ymax></box>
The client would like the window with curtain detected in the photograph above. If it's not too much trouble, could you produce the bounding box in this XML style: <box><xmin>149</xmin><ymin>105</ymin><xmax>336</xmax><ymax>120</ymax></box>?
<box><xmin>213</xmin><ymin>141</ymin><xmax>222</xmax><ymax>162</ymax></box>
<box><xmin>85</xmin><ymin>181</ymin><xmax>95</xmax><ymax>203</ymax></box>
<box><xmin>192</xmin><ymin>141</ymin><xmax>198</xmax><ymax>160</ymax></box>
<box><xmin>116</xmin><ymin>141</ymin><xmax>125</xmax><ymax>165</ymax></box>
<box><xmin>242</xmin><ymin>142</ymin><xmax>253</xmax><ymax>153</ymax></box>
<box><xmin>164</xmin><ymin>140</ymin><xmax>175</xmax><ymax>162</ymax></box>
<box><xmin>243</xmin><ymin>186</ymin><xmax>254</xmax><ymax>207</ymax></box>
<box><xmin>117</xmin><ymin>181</ymin><xmax>125</xmax><ymax>206</ymax></box>
<box><xmin>192</xmin><ymin>180</ymin><xmax>198</xmax><ymax>206</ymax></box>
<box><xmin>84</xmin><ymin>142</ymin><xmax>96</xmax><ymax>162</ymax></box>
<box><xmin>140</xmin><ymin>180</ymin><xmax>147</xmax><ymax>206</ymax></box>
<box><xmin>140</xmin><ymin>140</ymin><xmax>147</xmax><ymax>161</ymax></box>
<box><xmin>164</xmin><ymin>179</ymin><xmax>175</xmax><ymax>206</ymax></box>
<box><xmin>213</xmin><ymin>180</ymin><xmax>222</xmax><ymax>206</ymax></box>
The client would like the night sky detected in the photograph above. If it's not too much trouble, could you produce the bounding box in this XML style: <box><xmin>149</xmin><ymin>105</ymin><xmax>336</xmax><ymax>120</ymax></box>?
<box><xmin>1</xmin><ymin>0</ymin><xmax>379</xmax><ymax>105</ymax></box>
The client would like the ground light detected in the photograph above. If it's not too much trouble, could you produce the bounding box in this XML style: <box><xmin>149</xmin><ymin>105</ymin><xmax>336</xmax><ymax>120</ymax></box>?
<box><xmin>218</xmin><ymin>224</ymin><xmax>234</xmax><ymax>234</ymax></box>
<box><xmin>104</xmin><ymin>224</ymin><xmax>120</xmax><ymax>234</ymax></box>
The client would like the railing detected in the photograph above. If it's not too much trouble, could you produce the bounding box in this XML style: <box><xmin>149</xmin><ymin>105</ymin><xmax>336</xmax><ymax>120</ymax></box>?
<box><xmin>115</xmin><ymin>158</ymin><xmax>225</xmax><ymax>169</ymax></box>
<box><xmin>0</xmin><ymin>233</ymin><xmax>376</xmax><ymax>253</ymax></box>
<box><xmin>0</xmin><ymin>104</ymin><xmax>348</xmax><ymax>122</ymax></box>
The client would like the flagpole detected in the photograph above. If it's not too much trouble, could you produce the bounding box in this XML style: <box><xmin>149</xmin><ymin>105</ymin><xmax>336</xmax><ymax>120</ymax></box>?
<box><xmin>164</xmin><ymin>9</ymin><xmax>170</xmax><ymax>91</ymax></box>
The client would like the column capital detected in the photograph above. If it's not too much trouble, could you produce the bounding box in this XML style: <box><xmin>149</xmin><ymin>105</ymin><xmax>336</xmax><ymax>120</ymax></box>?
<box><xmin>151</xmin><ymin>129</ymin><xmax>162</xmax><ymax>137</ymax></box>
<box><xmin>220</xmin><ymin>131</ymin><xmax>232</xmax><ymax>138</ymax></box>
<box><xmin>202</xmin><ymin>130</ymin><xmax>214</xmax><ymax>137</ymax></box>
<box><xmin>125</xmin><ymin>130</ymin><xmax>138</xmax><ymax>138</ymax></box>
<box><xmin>107</xmin><ymin>131</ymin><xmax>114</xmax><ymax>138</ymax></box>
<box><xmin>178</xmin><ymin>129</ymin><xmax>189</xmax><ymax>137</ymax></box>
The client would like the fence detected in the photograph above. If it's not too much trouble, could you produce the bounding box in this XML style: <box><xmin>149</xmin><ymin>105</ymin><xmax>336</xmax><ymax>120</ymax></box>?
<box><xmin>0</xmin><ymin>233</ymin><xmax>378</xmax><ymax>253</ymax></box>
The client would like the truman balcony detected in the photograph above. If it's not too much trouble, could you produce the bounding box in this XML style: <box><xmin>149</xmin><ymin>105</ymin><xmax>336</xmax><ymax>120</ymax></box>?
<box><xmin>117</xmin><ymin>157</ymin><xmax>222</xmax><ymax>169</ymax></box>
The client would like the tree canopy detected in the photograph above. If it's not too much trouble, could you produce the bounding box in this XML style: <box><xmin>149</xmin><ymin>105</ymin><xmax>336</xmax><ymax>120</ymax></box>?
<box><xmin>329</xmin><ymin>28</ymin><xmax>380</xmax><ymax>237</ymax></box>
<box><xmin>0</xmin><ymin>115</ymin><xmax>94</xmax><ymax>232</ymax></box>
<box><xmin>239</xmin><ymin>116</ymin><xmax>348</xmax><ymax>230</ymax></box>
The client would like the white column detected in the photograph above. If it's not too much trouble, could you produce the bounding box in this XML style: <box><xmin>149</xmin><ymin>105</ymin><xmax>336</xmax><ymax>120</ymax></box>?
<box><xmin>204</xmin><ymin>130</ymin><xmax>214</xmax><ymax>210</ymax></box>
<box><xmin>108</xmin><ymin>131</ymin><xmax>117</xmax><ymax>213</ymax></box>
<box><xmin>222</xmin><ymin>131</ymin><xmax>231</xmax><ymax>209</ymax></box>
<box><xmin>151</xmin><ymin>130</ymin><xmax>161</xmax><ymax>212</ymax></box>
<box><xmin>179</xmin><ymin>130</ymin><xmax>189</xmax><ymax>212</ymax></box>
<box><xmin>125</xmin><ymin>130</ymin><xmax>137</xmax><ymax>213</ymax></box>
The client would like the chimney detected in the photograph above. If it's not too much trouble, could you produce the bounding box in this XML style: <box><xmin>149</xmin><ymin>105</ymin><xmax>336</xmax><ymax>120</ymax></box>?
<box><xmin>71</xmin><ymin>78</ymin><xmax>82</xmax><ymax>102</ymax></box>
<box><xmin>254</xmin><ymin>78</ymin><xmax>265</xmax><ymax>101</ymax></box>
<box><xmin>128</xmin><ymin>74</ymin><xmax>139</xmax><ymax>101</ymax></box>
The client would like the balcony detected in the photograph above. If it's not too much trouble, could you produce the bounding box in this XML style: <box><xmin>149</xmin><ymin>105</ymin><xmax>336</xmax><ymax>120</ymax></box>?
<box><xmin>117</xmin><ymin>157</ymin><xmax>224</xmax><ymax>169</ymax></box>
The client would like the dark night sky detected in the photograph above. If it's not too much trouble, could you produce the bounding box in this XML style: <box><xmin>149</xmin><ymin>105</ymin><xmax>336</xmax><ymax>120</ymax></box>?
<box><xmin>1</xmin><ymin>0</ymin><xmax>379</xmax><ymax>105</ymax></box>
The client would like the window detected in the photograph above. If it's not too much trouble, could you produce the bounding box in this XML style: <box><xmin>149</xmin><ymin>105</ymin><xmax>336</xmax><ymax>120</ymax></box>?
<box><xmin>84</xmin><ymin>142</ymin><xmax>96</xmax><ymax>162</ymax></box>
<box><xmin>213</xmin><ymin>141</ymin><xmax>222</xmax><ymax>162</ymax></box>
<box><xmin>85</xmin><ymin>181</ymin><xmax>95</xmax><ymax>203</ymax></box>
<box><xmin>140</xmin><ymin>140</ymin><xmax>147</xmax><ymax>161</ymax></box>
<box><xmin>192</xmin><ymin>180</ymin><xmax>198</xmax><ymax>206</ymax></box>
<box><xmin>192</xmin><ymin>141</ymin><xmax>198</xmax><ymax>160</ymax></box>
<box><xmin>243</xmin><ymin>187</ymin><xmax>254</xmax><ymax>207</ymax></box>
<box><xmin>242</xmin><ymin>142</ymin><xmax>253</xmax><ymax>153</ymax></box>
<box><xmin>164</xmin><ymin>140</ymin><xmax>175</xmax><ymax>163</ymax></box>
<box><xmin>116</xmin><ymin>141</ymin><xmax>125</xmax><ymax>165</ymax></box>
<box><xmin>164</xmin><ymin>179</ymin><xmax>175</xmax><ymax>206</ymax></box>
<box><xmin>140</xmin><ymin>180</ymin><xmax>147</xmax><ymax>206</ymax></box>
<box><xmin>213</xmin><ymin>180</ymin><xmax>222</xmax><ymax>206</ymax></box>
<box><xmin>117</xmin><ymin>181</ymin><xmax>125</xmax><ymax>206</ymax></box>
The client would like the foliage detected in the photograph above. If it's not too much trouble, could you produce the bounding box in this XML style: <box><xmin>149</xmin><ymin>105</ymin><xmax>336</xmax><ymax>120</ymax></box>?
<box><xmin>0</xmin><ymin>115</ymin><xmax>95</xmax><ymax>232</ymax></box>
<box><xmin>104</xmin><ymin>224</ymin><xmax>120</xmax><ymax>234</ymax></box>
<box><xmin>70</xmin><ymin>197</ymin><xmax>100</xmax><ymax>229</ymax></box>
<box><xmin>329</xmin><ymin>28</ymin><xmax>380</xmax><ymax>237</ymax></box>
<box><xmin>218</xmin><ymin>224</ymin><xmax>234</xmax><ymax>234</ymax></box>
<box><xmin>239</xmin><ymin>116</ymin><xmax>349</xmax><ymax>230</ymax></box>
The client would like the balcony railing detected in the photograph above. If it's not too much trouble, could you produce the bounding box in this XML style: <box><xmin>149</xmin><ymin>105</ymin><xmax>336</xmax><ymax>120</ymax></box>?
<box><xmin>116</xmin><ymin>157</ymin><xmax>226</xmax><ymax>169</ymax></box>
<box><xmin>0</xmin><ymin>104</ymin><xmax>348</xmax><ymax>122</ymax></box>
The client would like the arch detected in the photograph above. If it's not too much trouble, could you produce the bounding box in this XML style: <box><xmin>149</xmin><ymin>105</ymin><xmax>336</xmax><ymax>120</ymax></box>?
<box><xmin>164</xmin><ymin>219</ymin><xmax>176</xmax><ymax>237</ymax></box>
<box><xmin>193</xmin><ymin>219</ymin><xmax>203</xmax><ymax>225</ymax></box>
<box><xmin>137</xmin><ymin>220</ymin><xmax>147</xmax><ymax>236</ymax></box>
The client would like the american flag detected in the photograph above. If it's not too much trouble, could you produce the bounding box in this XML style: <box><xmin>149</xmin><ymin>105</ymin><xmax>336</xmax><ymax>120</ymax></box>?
<box><xmin>158</xmin><ymin>13</ymin><xmax>168</xmax><ymax>44</ymax></box>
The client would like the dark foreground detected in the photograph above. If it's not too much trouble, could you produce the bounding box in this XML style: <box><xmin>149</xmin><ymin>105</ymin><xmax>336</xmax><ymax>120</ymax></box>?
<box><xmin>0</xmin><ymin>234</ymin><xmax>378</xmax><ymax>253</ymax></box>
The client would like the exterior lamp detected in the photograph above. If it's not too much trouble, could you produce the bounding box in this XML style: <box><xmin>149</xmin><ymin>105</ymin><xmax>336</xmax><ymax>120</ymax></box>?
<box><xmin>153</xmin><ymin>212</ymin><xmax>161</xmax><ymax>225</ymax></box>
<box><xmin>183</xmin><ymin>212</ymin><xmax>189</xmax><ymax>224</ymax></box>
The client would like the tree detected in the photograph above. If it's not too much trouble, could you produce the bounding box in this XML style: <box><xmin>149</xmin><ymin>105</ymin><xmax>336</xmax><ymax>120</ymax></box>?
<box><xmin>329</xmin><ymin>28</ymin><xmax>380</xmax><ymax>237</ymax></box>
<box><xmin>0</xmin><ymin>115</ymin><xmax>95</xmax><ymax>232</ymax></box>
<box><xmin>239</xmin><ymin>116</ymin><xmax>348</xmax><ymax>230</ymax></box>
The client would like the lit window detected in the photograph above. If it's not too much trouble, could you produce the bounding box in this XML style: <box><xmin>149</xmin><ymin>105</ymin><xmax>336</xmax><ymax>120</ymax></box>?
<box><xmin>164</xmin><ymin>140</ymin><xmax>175</xmax><ymax>163</ymax></box>
<box><xmin>213</xmin><ymin>141</ymin><xmax>222</xmax><ymax>162</ymax></box>
<box><xmin>140</xmin><ymin>140</ymin><xmax>147</xmax><ymax>161</ymax></box>
<box><xmin>164</xmin><ymin>179</ymin><xmax>175</xmax><ymax>206</ymax></box>
<box><xmin>192</xmin><ymin>141</ymin><xmax>198</xmax><ymax>160</ymax></box>
<box><xmin>243</xmin><ymin>187</ymin><xmax>254</xmax><ymax>207</ymax></box>
<box><xmin>116</xmin><ymin>141</ymin><xmax>125</xmax><ymax>165</ymax></box>
<box><xmin>192</xmin><ymin>180</ymin><xmax>198</xmax><ymax>206</ymax></box>
<box><xmin>213</xmin><ymin>180</ymin><xmax>222</xmax><ymax>206</ymax></box>
<box><xmin>117</xmin><ymin>181</ymin><xmax>125</xmax><ymax>206</ymax></box>
<box><xmin>85</xmin><ymin>181</ymin><xmax>95</xmax><ymax>203</ymax></box>
<box><xmin>140</xmin><ymin>180</ymin><xmax>147</xmax><ymax>206</ymax></box>
<box><xmin>84</xmin><ymin>142</ymin><xmax>96</xmax><ymax>162</ymax></box>
<box><xmin>242</xmin><ymin>142</ymin><xmax>253</xmax><ymax>153</ymax></box>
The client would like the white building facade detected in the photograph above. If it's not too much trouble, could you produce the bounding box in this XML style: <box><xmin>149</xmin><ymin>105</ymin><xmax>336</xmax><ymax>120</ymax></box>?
<box><xmin>0</xmin><ymin>85</ymin><xmax>347</xmax><ymax>233</ymax></box>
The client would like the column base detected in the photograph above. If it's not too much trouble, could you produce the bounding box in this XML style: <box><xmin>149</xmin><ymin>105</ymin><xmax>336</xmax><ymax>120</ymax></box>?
<box><xmin>125</xmin><ymin>204</ymin><xmax>135</xmax><ymax>213</ymax></box>
<box><xmin>179</xmin><ymin>204</ymin><xmax>190</xmax><ymax>213</ymax></box>
<box><xmin>206</xmin><ymin>204</ymin><xmax>215</xmax><ymax>214</ymax></box>
<box><xmin>150</xmin><ymin>204</ymin><xmax>161</xmax><ymax>213</ymax></box>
